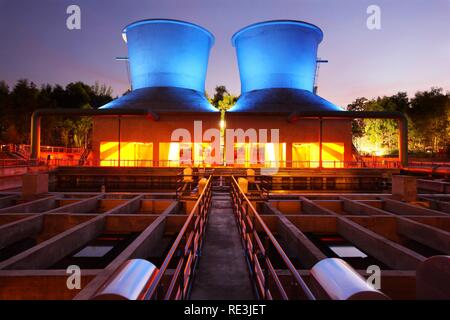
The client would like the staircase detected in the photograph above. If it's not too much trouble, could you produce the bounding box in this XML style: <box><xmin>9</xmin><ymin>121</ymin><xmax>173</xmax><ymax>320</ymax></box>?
<box><xmin>352</xmin><ymin>143</ymin><xmax>363</xmax><ymax>164</ymax></box>
<box><xmin>78</xmin><ymin>147</ymin><xmax>91</xmax><ymax>165</ymax></box>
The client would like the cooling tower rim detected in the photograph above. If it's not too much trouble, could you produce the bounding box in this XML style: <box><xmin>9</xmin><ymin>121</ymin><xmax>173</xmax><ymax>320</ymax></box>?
<box><xmin>231</xmin><ymin>20</ymin><xmax>323</xmax><ymax>46</ymax></box>
<box><xmin>122</xmin><ymin>19</ymin><xmax>215</xmax><ymax>45</ymax></box>
<box><xmin>228</xmin><ymin>87</ymin><xmax>343</xmax><ymax>113</ymax></box>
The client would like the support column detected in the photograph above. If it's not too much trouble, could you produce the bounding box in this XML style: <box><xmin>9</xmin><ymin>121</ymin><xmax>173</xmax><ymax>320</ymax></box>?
<box><xmin>286</xmin><ymin>142</ymin><xmax>292</xmax><ymax>168</ymax></box>
<box><xmin>319</xmin><ymin>118</ymin><xmax>323</xmax><ymax>168</ymax></box>
<box><xmin>118</xmin><ymin>116</ymin><xmax>121</xmax><ymax>167</ymax></box>
<box><xmin>30</xmin><ymin>114</ymin><xmax>41</xmax><ymax>160</ymax></box>
<box><xmin>398</xmin><ymin>118</ymin><xmax>408</xmax><ymax>167</ymax></box>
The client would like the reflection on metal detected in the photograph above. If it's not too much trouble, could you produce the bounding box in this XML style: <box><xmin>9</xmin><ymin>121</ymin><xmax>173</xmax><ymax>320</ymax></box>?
<box><xmin>93</xmin><ymin>259</ymin><xmax>158</xmax><ymax>300</ymax></box>
<box><xmin>311</xmin><ymin>258</ymin><xmax>389</xmax><ymax>300</ymax></box>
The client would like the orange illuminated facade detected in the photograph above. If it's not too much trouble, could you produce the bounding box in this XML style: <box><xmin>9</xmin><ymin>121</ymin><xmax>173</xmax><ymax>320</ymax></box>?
<box><xmin>90</xmin><ymin>19</ymin><xmax>355</xmax><ymax>169</ymax></box>
<box><xmin>92</xmin><ymin>113</ymin><xmax>353</xmax><ymax>168</ymax></box>
<box><xmin>293</xmin><ymin>143</ymin><xmax>344</xmax><ymax>168</ymax></box>
<box><xmin>100</xmin><ymin>142</ymin><xmax>153</xmax><ymax>167</ymax></box>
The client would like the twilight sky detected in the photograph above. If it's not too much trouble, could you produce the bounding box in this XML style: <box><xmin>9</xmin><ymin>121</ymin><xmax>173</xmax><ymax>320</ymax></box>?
<box><xmin>0</xmin><ymin>0</ymin><xmax>448</xmax><ymax>107</ymax></box>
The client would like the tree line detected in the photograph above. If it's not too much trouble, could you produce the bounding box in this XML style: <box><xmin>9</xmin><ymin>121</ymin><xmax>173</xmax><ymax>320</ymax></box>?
<box><xmin>0</xmin><ymin>80</ymin><xmax>448</xmax><ymax>157</ymax></box>
<box><xmin>0</xmin><ymin>79</ymin><xmax>113</xmax><ymax>148</ymax></box>
<box><xmin>347</xmin><ymin>88</ymin><xmax>449</xmax><ymax>157</ymax></box>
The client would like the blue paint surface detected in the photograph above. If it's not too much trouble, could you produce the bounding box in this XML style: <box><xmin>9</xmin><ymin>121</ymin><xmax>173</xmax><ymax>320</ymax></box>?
<box><xmin>230</xmin><ymin>20</ymin><xmax>342</xmax><ymax>113</ymax></box>
<box><xmin>102</xmin><ymin>19</ymin><xmax>216</xmax><ymax>112</ymax></box>
<box><xmin>124</xmin><ymin>19</ymin><xmax>215</xmax><ymax>92</ymax></box>
<box><xmin>232</xmin><ymin>20</ymin><xmax>323</xmax><ymax>93</ymax></box>
<box><xmin>229</xmin><ymin>88</ymin><xmax>342</xmax><ymax>112</ymax></box>
<box><xmin>100</xmin><ymin>86</ymin><xmax>218</xmax><ymax>112</ymax></box>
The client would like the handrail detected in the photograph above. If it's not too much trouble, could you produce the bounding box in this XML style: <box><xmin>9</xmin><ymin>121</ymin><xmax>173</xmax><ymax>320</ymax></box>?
<box><xmin>25</xmin><ymin>159</ymin><xmax>403</xmax><ymax>168</ymax></box>
<box><xmin>142</xmin><ymin>175</ymin><xmax>212</xmax><ymax>300</ymax></box>
<box><xmin>230</xmin><ymin>176</ymin><xmax>316</xmax><ymax>300</ymax></box>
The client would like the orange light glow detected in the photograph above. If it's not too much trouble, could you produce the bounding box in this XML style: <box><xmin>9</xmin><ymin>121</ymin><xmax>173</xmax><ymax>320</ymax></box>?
<box><xmin>233</xmin><ymin>143</ymin><xmax>286</xmax><ymax>167</ymax></box>
<box><xmin>100</xmin><ymin>142</ymin><xmax>153</xmax><ymax>166</ymax></box>
<box><xmin>292</xmin><ymin>143</ymin><xmax>344</xmax><ymax>168</ymax></box>
<box><xmin>159</xmin><ymin>142</ymin><xmax>216</xmax><ymax>167</ymax></box>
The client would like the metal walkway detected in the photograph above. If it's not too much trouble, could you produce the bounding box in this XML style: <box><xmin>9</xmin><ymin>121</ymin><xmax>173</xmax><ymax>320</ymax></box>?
<box><xmin>190</xmin><ymin>186</ymin><xmax>255</xmax><ymax>299</ymax></box>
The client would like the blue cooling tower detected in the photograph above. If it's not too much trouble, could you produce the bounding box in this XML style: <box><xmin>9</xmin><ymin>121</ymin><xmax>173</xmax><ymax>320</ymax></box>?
<box><xmin>230</xmin><ymin>20</ymin><xmax>341</xmax><ymax>113</ymax></box>
<box><xmin>101</xmin><ymin>19</ymin><xmax>217</xmax><ymax>112</ymax></box>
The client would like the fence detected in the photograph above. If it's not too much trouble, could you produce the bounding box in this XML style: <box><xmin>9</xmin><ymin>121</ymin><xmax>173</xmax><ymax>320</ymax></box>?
<box><xmin>142</xmin><ymin>175</ymin><xmax>212</xmax><ymax>300</ymax></box>
<box><xmin>230</xmin><ymin>176</ymin><xmax>316</xmax><ymax>300</ymax></box>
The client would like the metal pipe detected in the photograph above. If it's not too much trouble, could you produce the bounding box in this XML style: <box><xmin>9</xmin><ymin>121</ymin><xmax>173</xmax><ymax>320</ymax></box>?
<box><xmin>311</xmin><ymin>258</ymin><xmax>389</xmax><ymax>300</ymax></box>
<box><xmin>288</xmin><ymin>110</ymin><xmax>409</xmax><ymax>167</ymax></box>
<box><xmin>30</xmin><ymin>108</ymin><xmax>158</xmax><ymax>160</ymax></box>
<box><xmin>118</xmin><ymin>116</ymin><xmax>121</xmax><ymax>167</ymax></box>
<box><xmin>398</xmin><ymin>117</ymin><xmax>408</xmax><ymax>168</ymax></box>
<box><xmin>93</xmin><ymin>259</ymin><xmax>158</xmax><ymax>300</ymax></box>
<box><xmin>319</xmin><ymin>117</ymin><xmax>323</xmax><ymax>169</ymax></box>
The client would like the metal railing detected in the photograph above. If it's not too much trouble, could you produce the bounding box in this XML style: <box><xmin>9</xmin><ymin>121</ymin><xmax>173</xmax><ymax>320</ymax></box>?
<box><xmin>0</xmin><ymin>159</ymin><xmax>44</xmax><ymax>168</ymax></box>
<box><xmin>55</xmin><ymin>159</ymin><xmax>403</xmax><ymax>168</ymax></box>
<box><xmin>409</xmin><ymin>161</ymin><xmax>450</xmax><ymax>167</ymax></box>
<box><xmin>230</xmin><ymin>176</ymin><xmax>316</xmax><ymax>300</ymax></box>
<box><xmin>2</xmin><ymin>144</ymin><xmax>83</xmax><ymax>155</ymax></box>
<box><xmin>0</xmin><ymin>159</ymin><xmax>30</xmax><ymax>168</ymax></box>
<box><xmin>7</xmin><ymin>157</ymin><xmax>450</xmax><ymax>170</ymax></box>
<box><xmin>142</xmin><ymin>175</ymin><xmax>212</xmax><ymax>300</ymax></box>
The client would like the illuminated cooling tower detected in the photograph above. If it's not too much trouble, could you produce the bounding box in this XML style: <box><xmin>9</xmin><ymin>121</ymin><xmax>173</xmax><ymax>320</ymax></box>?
<box><xmin>230</xmin><ymin>20</ymin><xmax>341</xmax><ymax>112</ymax></box>
<box><xmin>101</xmin><ymin>19</ymin><xmax>217</xmax><ymax>112</ymax></box>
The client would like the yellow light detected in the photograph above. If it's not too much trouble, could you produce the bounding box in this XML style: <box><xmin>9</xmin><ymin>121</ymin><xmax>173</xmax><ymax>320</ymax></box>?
<box><xmin>220</xmin><ymin>120</ymin><xmax>226</xmax><ymax>129</ymax></box>
<box><xmin>265</xmin><ymin>143</ymin><xmax>276</xmax><ymax>167</ymax></box>
<box><xmin>100</xmin><ymin>142</ymin><xmax>119</xmax><ymax>166</ymax></box>
<box><xmin>168</xmin><ymin>143</ymin><xmax>180</xmax><ymax>162</ymax></box>
<box><xmin>100</xmin><ymin>142</ymin><xmax>153</xmax><ymax>167</ymax></box>
<box><xmin>292</xmin><ymin>143</ymin><xmax>344</xmax><ymax>168</ymax></box>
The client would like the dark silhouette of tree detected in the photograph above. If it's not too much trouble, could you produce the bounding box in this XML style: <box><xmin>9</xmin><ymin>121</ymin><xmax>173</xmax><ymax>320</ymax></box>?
<box><xmin>346</xmin><ymin>97</ymin><xmax>367</xmax><ymax>139</ymax></box>
<box><xmin>210</xmin><ymin>85</ymin><xmax>237</xmax><ymax>110</ymax></box>
<box><xmin>0</xmin><ymin>79</ymin><xmax>113</xmax><ymax>147</ymax></box>
<box><xmin>408</xmin><ymin>88</ymin><xmax>449</xmax><ymax>153</ymax></box>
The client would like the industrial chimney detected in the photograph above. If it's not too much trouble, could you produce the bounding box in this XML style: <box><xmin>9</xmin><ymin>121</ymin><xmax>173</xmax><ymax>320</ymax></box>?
<box><xmin>230</xmin><ymin>20</ymin><xmax>342</xmax><ymax>112</ymax></box>
<box><xmin>101</xmin><ymin>19</ymin><xmax>217</xmax><ymax>112</ymax></box>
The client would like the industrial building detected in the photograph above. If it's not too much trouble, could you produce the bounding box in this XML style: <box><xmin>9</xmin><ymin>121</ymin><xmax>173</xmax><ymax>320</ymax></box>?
<box><xmin>92</xmin><ymin>20</ymin><xmax>355</xmax><ymax>168</ymax></box>
<box><xmin>0</xmin><ymin>19</ymin><xmax>448</xmax><ymax>300</ymax></box>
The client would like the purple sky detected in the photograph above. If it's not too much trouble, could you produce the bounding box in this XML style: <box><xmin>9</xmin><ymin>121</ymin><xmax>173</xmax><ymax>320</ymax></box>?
<box><xmin>0</xmin><ymin>0</ymin><xmax>449</xmax><ymax>107</ymax></box>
